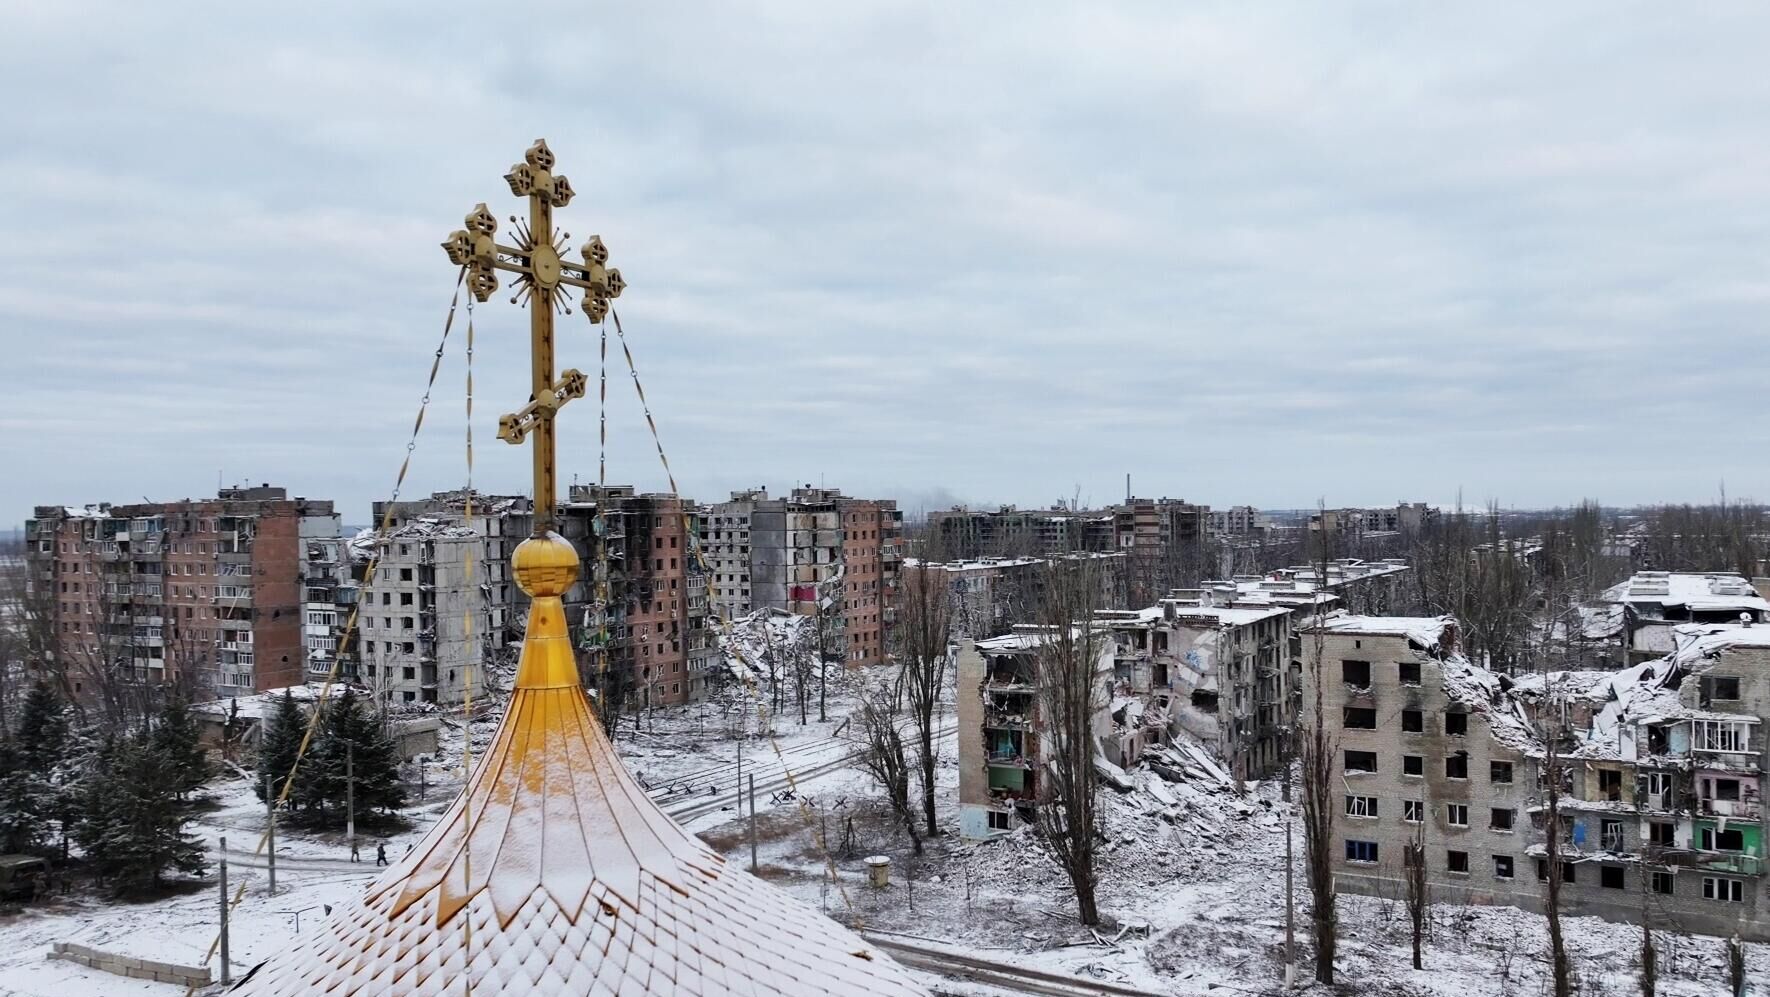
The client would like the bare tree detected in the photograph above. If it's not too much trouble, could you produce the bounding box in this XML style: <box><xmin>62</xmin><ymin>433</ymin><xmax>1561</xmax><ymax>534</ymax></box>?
<box><xmin>1540</xmin><ymin>709</ymin><xmax>1573</xmax><ymax>997</ymax></box>
<box><xmin>1299</xmin><ymin>610</ymin><xmax>1338</xmax><ymax>984</ymax></box>
<box><xmin>1299</xmin><ymin>503</ymin><xmax>1339</xmax><ymax>984</ymax></box>
<box><xmin>1032</xmin><ymin>557</ymin><xmax>1106</xmax><ymax>926</ymax></box>
<box><xmin>1638</xmin><ymin>911</ymin><xmax>1657</xmax><ymax>997</ymax></box>
<box><xmin>1403</xmin><ymin>824</ymin><xmax>1429</xmax><ymax>970</ymax></box>
<box><xmin>854</xmin><ymin>673</ymin><xmax>920</xmax><ymax>854</ymax></box>
<box><xmin>896</xmin><ymin>565</ymin><xmax>952</xmax><ymax>838</ymax></box>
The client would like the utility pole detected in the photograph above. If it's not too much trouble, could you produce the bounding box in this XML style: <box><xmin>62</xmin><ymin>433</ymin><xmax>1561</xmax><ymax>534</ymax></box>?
<box><xmin>346</xmin><ymin>743</ymin><xmax>356</xmax><ymax>860</ymax></box>
<box><xmin>218</xmin><ymin>836</ymin><xmax>232</xmax><ymax>985</ymax></box>
<box><xmin>1284</xmin><ymin>816</ymin><xmax>1295</xmax><ymax>990</ymax></box>
<box><xmin>264</xmin><ymin>774</ymin><xmax>277</xmax><ymax>896</ymax></box>
<box><xmin>748</xmin><ymin>773</ymin><xmax>758</xmax><ymax>874</ymax></box>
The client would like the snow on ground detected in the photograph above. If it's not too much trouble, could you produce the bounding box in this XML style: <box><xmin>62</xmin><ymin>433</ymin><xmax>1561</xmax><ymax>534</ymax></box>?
<box><xmin>2</xmin><ymin>673</ymin><xmax>1764</xmax><ymax>996</ymax></box>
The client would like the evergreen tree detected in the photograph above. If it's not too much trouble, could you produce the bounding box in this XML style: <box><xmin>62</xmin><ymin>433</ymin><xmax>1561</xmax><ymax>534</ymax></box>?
<box><xmin>255</xmin><ymin>690</ymin><xmax>306</xmax><ymax>806</ymax></box>
<box><xmin>8</xmin><ymin>682</ymin><xmax>73</xmax><ymax>856</ymax></box>
<box><xmin>0</xmin><ymin>735</ymin><xmax>42</xmax><ymax>854</ymax></box>
<box><xmin>15</xmin><ymin>682</ymin><xmax>70</xmax><ymax>779</ymax></box>
<box><xmin>77</xmin><ymin>728</ymin><xmax>205</xmax><ymax>895</ymax></box>
<box><xmin>299</xmin><ymin>688</ymin><xmax>406</xmax><ymax>828</ymax></box>
<box><xmin>152</xmin><ymin>695</ymin><xmax>210</xmax><ymax>802</ymax></box>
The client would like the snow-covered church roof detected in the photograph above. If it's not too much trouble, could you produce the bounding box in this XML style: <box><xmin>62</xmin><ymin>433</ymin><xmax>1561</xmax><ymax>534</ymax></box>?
<box><xmin>233</xmin><ymin>534</ymin><xmax>926</xmax><ymax>996</ymax></box>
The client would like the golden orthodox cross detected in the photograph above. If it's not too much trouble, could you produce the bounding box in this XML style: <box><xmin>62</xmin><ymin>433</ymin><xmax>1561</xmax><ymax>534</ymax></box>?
<box><xmin>442</xmin><ymin>139</ymin><xmax>624</xmax><ymax>534</ymax></box>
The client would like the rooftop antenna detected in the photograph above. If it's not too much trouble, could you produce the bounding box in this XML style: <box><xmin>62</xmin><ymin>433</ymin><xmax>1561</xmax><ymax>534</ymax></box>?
<box><xmin>1126</xmin><ymin>473</ymin><xmax>1131</xmax><ymax>504</ymax></box>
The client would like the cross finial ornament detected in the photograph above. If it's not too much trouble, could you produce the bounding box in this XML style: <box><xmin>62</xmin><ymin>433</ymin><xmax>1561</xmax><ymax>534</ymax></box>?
<box><xmin>442</xmin><ymin>139</ymin><xmax>624</xmax><ymax>535</ymax></box>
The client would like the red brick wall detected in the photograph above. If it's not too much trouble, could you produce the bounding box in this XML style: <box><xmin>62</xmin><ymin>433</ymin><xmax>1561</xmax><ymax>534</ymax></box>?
<box><xmin>251</xmin><ymin>507</ymin><xmax>303</xmax><ymax>691</ymax></box>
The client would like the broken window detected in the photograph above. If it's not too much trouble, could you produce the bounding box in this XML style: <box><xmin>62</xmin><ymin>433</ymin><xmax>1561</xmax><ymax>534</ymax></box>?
<box><xmin>1403</xmin><ymin>800</ymin><xmax>1424</xmax><ymax>823</ymax></box>
<box><xmin>1490</xmin><ymin>760</ymin><xmax>1513</xmax><ymax>784</ymax></box>
<box><xmin>1444</xmin><ymin>711</ymin><xmax>1468</xmax><ymax>736</ymax></box>
<box><xmin>987</xmin><ymin>810</ymin><xmax>1010</xmax><ymax>831</ymax></box>
<box><xmin>1491</xmin><ymin>808</ymin><xmax>1515</xmax><ymax>832</ymax></box>
<box><xmin>1446</xmin><ymin>850</ymin><xmax>1469</xmax><ymax>874</ymax></box>
<box><xmin>1402</xmin><ymin>710</ymin><xmax>1423</xmax><ymax>733</ymax></box>
<box><xmin>1342</xmin><ymin>660</ymin><xmax>1371</xmax><ymax>689</ymax></box>
<box><xmin>1704</xmin><ymin>877</ymin><xmax>1745</xmax><ymax>903</ymax></box>
<box><xmin>1601</xmin><ymin>819</ymin><xmax>1625</xmax><ymax>851</ymax></box>
<box><xmin>1343</xmin><ymin>750</ymin><xmax>1377</xmax><ymax>774</ymax></box>
<box><xmin>1699</xmin><ymin>827</ymin><xmax>1745</xmax><ymax>852</ymax></box>
<box><xmin>1693</xmin><ymin>720</ymin><xmax>1749</xmax><ymax>753</ymax></box>
<box><xmin>1344</xmin><ymin>840</ymin><xmax>1379</xmax><ymax>864</ymax></box>
<box><xmin>1494</xmin><ymin>855</ymin><xmax>1514</xmax><ymax>880</ymax></box>
<box><xmin>1345</xmin><ymin>796</ymin><xmax>1379</xmax><ymax>819</ymax></box>
<box><xmin>1646</xmin><ymin>725</ymin><xmax>1670</xmax><ymax>754</ymax></box>
<box><xmin>1601</xmin><ymin>865</ymin><xmax>1625</xmax><ymax>890</ymax></box>
<box><xmin>1706</xmin><ymin>777</ymin><xmax>1742</xmax><ymax>802</ymax></box>
<box><xmin>1343</xmin><ymin>707</ymin><xmax>1377</xmax><ymax>730</ymax></box>
<box><xmin>1649</xmin><ymin>821</ymin><xmax>1676</xmax><ymax>846</ymax></box>
<box><xmin>1597</xmin><ymin>769</ymin><xmax>1622</xmax><ymax>802</ymax></box>
<box><xmin>1398</xmin><ymin>661</ymin><xmax>1421</xmax><ymax>685</ymax></box>
<box><xmin>1445</xmin><ymin>804</ymin><xmax>1469</xmax><ymax>827</ymax></box>
<box><xmin>1651</xmin><ymin>871</ymin><xmax>1675</xmax><ymax>895</ymax></box>
<box><xmin>1403</xmin><ymin>754</ymin><xmax>1424</xmax><ymax>777</ymax></box>
<box><xmin>1710</xmin><ymin>676</ymin><xmax>1740</xmax><ymax>701</ymax></box>
<box><xmin>1445</xmin><ymin>752</ymin><xmax>1469</xmax><ymax>780</ymax></box>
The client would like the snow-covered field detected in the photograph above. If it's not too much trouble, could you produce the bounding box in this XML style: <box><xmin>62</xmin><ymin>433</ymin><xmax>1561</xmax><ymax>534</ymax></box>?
<box><xmin>1</xmin><ymin>678</ymin><xmax>1763</xmax><ymax>996</ymax></box>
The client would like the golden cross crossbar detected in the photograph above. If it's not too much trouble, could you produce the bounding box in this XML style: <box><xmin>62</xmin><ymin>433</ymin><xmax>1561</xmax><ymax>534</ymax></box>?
<box><xmin>497</xmin><ymin>369</ymin><xmax>588</xmax><ymax>445</ymax></box>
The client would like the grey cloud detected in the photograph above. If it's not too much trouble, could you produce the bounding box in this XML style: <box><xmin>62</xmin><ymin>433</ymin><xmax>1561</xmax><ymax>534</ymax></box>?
<box><xmin>3</xmin><ymin>1</ymin><xmax>1767</xmax><ymax>525</ymax></box>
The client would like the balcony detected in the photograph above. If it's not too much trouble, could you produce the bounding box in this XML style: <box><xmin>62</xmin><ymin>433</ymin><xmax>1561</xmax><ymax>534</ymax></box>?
<box><xmin>1698</xmin><ymin>794</ymin><xmax>1762</xmax><ymax>821</ymax></box>
<box><xmin>1698</xmin><ymin>852</ymin><xmax>1764</xmax><ymax>876</ymax></box>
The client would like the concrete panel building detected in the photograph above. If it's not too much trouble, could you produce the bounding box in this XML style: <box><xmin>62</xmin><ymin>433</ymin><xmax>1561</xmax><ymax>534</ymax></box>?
<box><xmin>1303</xmin><ymin>615</ymin><xmax>1770</xmax><ymax>941</ymax></box>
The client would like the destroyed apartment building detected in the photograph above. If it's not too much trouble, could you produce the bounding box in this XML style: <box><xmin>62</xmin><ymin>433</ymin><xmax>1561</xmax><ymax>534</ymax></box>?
<box><xmin>701</xmin><ymin>485</ymin><xmax>904</xmax><ymax>668</ymax></box>
<box><xmin>1097</xmin><ymin>596</ymin><xmax>1293</xmax><ymax>784</ymax></box>
<box><xmin>1304</xmin><ymin>614</ymin><xmax>1770</xmax><ymax>941</ymax></box>
<box><xmin>955</xmin><ymin>628</ymin><xmax>1114</xmax><ymax>838</ymax></box>
<box><xmin>1601</xmin><ymin>570</ymin><xmax>1770</xmax><ymax>665</ymax></box>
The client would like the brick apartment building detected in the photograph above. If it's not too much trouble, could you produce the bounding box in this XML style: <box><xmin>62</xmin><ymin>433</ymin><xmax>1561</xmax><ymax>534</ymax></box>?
<box><xmin>24</xmin><ymin>485</ymin><xmax>340</xmax><ymax>700</ymax></box>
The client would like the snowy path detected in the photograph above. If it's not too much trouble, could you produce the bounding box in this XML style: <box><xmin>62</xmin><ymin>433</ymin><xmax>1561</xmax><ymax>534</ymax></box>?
<box><xmin>867</xmin><ymin>931</ymin><xmax>1165</xmax><ymax>997</ymax></box>
<box><xmin>664</xmin><ymin>719</ymin><xmax>957</xmax><ymax>822</ymax></box>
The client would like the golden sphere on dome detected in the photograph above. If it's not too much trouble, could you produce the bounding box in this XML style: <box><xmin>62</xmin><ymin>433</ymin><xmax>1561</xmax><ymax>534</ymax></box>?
<box><xmin>511</xmin><ymin>533</ymin><xmax>579</xmax><ymax>597</ymax></box>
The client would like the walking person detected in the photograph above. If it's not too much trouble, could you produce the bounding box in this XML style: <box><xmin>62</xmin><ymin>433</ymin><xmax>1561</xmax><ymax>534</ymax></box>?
<box><xmin>350</xmin><ymin>838</ymin><xmax>361</xmax><ymax>863</ymax></box>
<box><xmin>376</xmin><ymin>842</ymin><xmax>388</xmax><ymax>867</ymax></box>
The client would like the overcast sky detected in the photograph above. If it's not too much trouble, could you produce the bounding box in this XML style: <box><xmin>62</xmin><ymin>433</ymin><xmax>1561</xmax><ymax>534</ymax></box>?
<box><xmin>4</xmin><ymin>2</ymin><xmax>1768</xmax><ymax>527</ymax></box>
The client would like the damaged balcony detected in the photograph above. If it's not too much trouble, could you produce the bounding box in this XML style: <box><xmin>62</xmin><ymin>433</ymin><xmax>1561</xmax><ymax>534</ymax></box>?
<box><xmin>986</xmin><ymin>765</ymin><xmax>1036</xmax><ymax>802</ymax></box>
<box><xmin>984</xmin><ymin>728</ymin><xmax>1034</xmax><ymax>768</ymax></box>
<box><xmin>985</xmin><ymin>691</ymin><xmax>1033</xmax><ymax>729</ymax></box>
<box><xmin>984</xmin><ymin>654</ymin><xmax>1035</xmax><ymax>690</ymax></box>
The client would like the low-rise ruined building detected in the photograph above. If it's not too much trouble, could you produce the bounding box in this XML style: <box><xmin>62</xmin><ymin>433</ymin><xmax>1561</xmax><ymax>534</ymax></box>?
<box><xmin>1303</xmin><ymin>615</ymin><xmax>1770</xmax><ymax>941</ymax></box>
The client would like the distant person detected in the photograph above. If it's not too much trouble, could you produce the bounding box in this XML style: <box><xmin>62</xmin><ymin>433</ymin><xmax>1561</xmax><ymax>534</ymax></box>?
<box><xmin>375</xmin><ymin>843</ymin><xmax>387</xmax><ymax>867</ymax></box>
<box><xmin>350</xmin><ymin>839</ymin><xmax>361</xmax><ymax>863</ymax></box>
